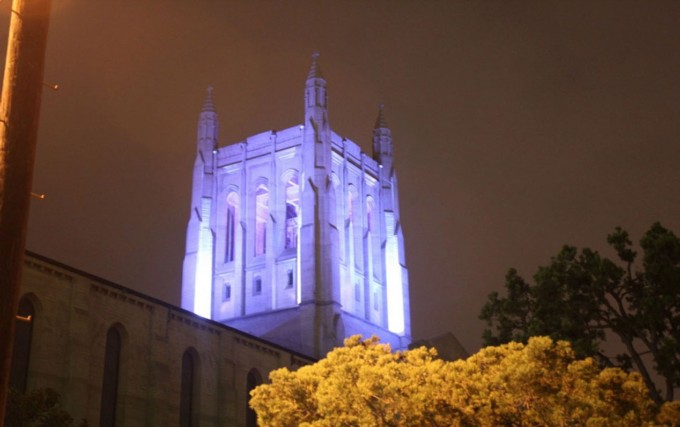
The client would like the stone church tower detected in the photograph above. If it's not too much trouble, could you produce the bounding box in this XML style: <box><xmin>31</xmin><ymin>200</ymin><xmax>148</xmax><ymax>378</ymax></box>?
<box><xmin>182</xmin><ymin>54</ymin><xmax>410</xmax><ymax>358</ymax></box>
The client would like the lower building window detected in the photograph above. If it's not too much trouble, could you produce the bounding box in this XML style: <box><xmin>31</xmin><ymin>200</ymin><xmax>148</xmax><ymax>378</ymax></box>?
<box><xmin>254</xmin><ymin>277</ymin><xmax>262</xmax><ymax>295</ymax></box>
<box><xmin>223</xmin><ymin>284</ymin><xmax>231</xmax><ymax>301</ymax></box>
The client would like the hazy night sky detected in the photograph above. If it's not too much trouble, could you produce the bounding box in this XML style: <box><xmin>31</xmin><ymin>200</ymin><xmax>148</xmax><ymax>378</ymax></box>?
<box><xmin>4</xmin><ymin>1</ymin><xmax>680</xmax><ymax>353</ymax></box>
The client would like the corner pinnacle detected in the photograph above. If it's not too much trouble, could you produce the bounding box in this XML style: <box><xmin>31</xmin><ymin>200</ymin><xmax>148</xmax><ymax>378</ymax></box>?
<box><xmin>374</xmin><ymin>103</ymin><xmax>389</xmax><ymax>129</ymax></box>
<box><xmin>307</xmin><ymin>51</ymin><xmax>324</xmax><ymax>80</ymax></box>
<box><xmin>202</xmin><ymin>86</ymin><xmax>216</xmax><ymax>112</ymax></box>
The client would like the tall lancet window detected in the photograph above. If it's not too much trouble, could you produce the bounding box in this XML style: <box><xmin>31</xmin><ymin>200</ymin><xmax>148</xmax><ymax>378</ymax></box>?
<box><xmin>366</xmin><ymin>196</ymin><xmax>376</xmax><ymax>277</ymax></box>
<box><xmin>347</xmin><ymin>185</ymin><xmax>358</xmax><ymax>269</ymax></box>
<box><xmin>246</xmin><ymin>369</ymin><xmax>262</xmax><ymax>427</ymax></box>
<box><xmin>100</xmin><ymin>325</ymin><xmax>123</xmax><ymax>427</ymax></box>
<box><xmin>366</xmin><ymin>196</ymin><xmax>375</xmax><ymax>234</ymax></box>
<box><xmin>255</xmin><ymin>183</ymin><xmax>269</xmax><ymax>257</ymax></box>
<box><xmin>347</xmin><ymin>186</ymin><xmax>357</xmax><ymax>224</ymax></box>
<box><xmin>284</xmin><ymin>172</ymin><xmax>300</xmax><ymax>249</ymax></box>
<box><xmin>225</xmin><ymin>191</ymin><xmax>239</xmax><ymax>262</ymax></box>
<box><xmin>180</xmin><ymin>348</ymin><xmax>199</xmax><ymax>427</ymax></box>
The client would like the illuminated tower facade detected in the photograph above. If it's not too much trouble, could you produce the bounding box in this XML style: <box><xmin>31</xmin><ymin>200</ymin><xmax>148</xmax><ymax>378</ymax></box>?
<box><xmin>182</xmin><ymin>54</ymin><xmax>410</xmax><ymax>357</ymax></box>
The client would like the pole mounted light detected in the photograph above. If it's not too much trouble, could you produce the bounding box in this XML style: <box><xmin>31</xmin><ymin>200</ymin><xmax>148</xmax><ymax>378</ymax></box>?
<box><xmin>0</xmin><ymin>1</ymin><xmax>52</xmax><ymax>425</ymax></box>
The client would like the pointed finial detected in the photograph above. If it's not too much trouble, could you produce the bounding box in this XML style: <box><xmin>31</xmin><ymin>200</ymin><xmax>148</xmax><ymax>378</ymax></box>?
<box><xmin>374</xmin><ymin>103</ymin><xmax>389</xmax><ymax>129</ymax></box>
<box><xmin>202</xmin><ymin>86</ymin><xmax>216</xmax><ymax>112</ymax></box>
<box><xmin>307</xmin><ymin>51</ymin><xmax>324</xmax><ymax>80</ymax></box>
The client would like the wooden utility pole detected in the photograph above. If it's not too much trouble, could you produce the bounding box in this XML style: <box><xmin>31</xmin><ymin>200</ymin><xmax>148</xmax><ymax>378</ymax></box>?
<box><xmin>0</xmin><ymin>0</ymin><xmax>51</xmax><ymax>425</ymax></box>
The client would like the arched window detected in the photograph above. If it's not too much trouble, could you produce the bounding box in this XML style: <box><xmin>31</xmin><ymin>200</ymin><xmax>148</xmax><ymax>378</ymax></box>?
<box><xmin>100</xmin><ymin>326</ymin><xmax>122</xmax><ymax>427</ymax></box>
<box><xmin>347</xmin><ymin>185</ymin><xmax>358</xmax><ymax>268</ymax></box>
<box><xmin>10</xmin><ymin>296</ymin><xmax>35</xmax><ymax>392</ymax></box>
<box><xmin>225</xmin><ymin>191</ymin><xmax>239</xmax><ymax>262</ymax></box>
<box><xmin>180</xmin><ymin>349</ymin><xmax>199</xmax><ymax>427</ymax></box>
<box><xmin>246</xmin><ymin>369</ymin><xmax>262</xmax><ymax>427</ymax></box>
<box><xmin>284</xmin><ymin>172</ymin><xmax>300</xmax><ymax>249</ymax></box>
<box><xmin>253</xmin><ymin>276</ymin><xmax>262</xmax><ymax>295</ymax></box>
<box><xmin>255</xmin><ymin>183</ymin><xmax>269</xmax><ymax>256</ymax></box>
<box><xmin>223</xmin><ymin>283</ymin><xmax>232</xmax><ymax>301</ymax></box>
<box><xmin>347</xmin><ymin>185</ymin><xmax>357</xmax><ymax>223</ymax></box>
<box><xmin>366</xmin><ymin>195</ymin><xmax>381</xmax><ymax>285</ymax></box>
<box><xmin>366</xmin><ymin>196</ymin><xmax>375</xmax><ymax>233</ymax></box>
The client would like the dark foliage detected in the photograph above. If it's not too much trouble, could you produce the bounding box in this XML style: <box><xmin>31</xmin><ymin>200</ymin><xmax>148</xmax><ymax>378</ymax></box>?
<box><xmin>481</xmin><ymin>223</ymin><xmax>680</xmax><ymax>403</ymax></box>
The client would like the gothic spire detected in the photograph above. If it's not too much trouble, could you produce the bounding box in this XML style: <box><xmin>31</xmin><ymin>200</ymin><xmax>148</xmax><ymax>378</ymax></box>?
<box><xmin>372</xmin><ymin>104</ymin><xmax>393</xmax><ymax>164</ymax></box>
<box><xmin>304</xmin><ymin>51</ymin><xmax>328</xmax><ymax>116</ymax></box>
<box><xmin>374</xmin><ymin>103</ymin><xmax>389</xmax><ymax>129</ymax></box>
<box><xmin>197</xmin><ymin>86</ymin><xmax>219</xmax><ymax>156</ymax></box>
<box><xmin>307</xmin><ymin>51</ymin><xmax>324</xmax><ymax>81</ymax></box>
<box><xmin>202</xmin><ymin>86</ymin><xmax>216</xmax><ymax>112</ymax></box>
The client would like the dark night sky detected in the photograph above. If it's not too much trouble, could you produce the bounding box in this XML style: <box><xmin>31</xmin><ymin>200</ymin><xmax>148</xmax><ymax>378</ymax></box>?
<box><xmin>4</xmin><ymin>1</ymin><xmax>680</xmax><ymax>354</ymax></box>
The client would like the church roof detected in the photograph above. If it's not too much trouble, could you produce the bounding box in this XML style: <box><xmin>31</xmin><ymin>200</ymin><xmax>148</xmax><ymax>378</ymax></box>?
<box><xmin>410</xmin><ymin>332</ymin><xmax>469</xmax><ymax>361</ymax></box>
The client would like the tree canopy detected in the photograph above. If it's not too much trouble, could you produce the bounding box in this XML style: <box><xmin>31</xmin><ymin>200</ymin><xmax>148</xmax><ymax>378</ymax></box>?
<box><xmin>250</xmin><ymin>335</ymin><xmax>678</xmax><ymax>426</ymax></box>
<box><xmin>480</xmin><ymin>222</ymin><xmax>680</xmax><ymax>403</ymax></box>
